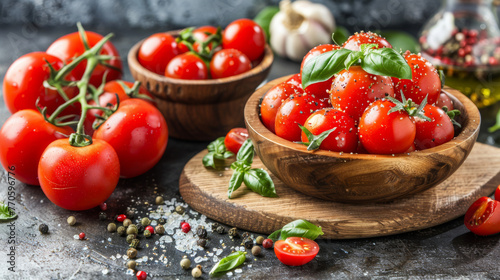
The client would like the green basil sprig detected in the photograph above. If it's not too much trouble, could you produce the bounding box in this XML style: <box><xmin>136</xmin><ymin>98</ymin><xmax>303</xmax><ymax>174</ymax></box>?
<box><xmin>268</xmin><ymin>219</ymin><xmax>324</xmax><ymax>241</ymax></box>
<box><xmin>302</xmin><ymin>43</ymin><xmax>412</xmax><ymax>89</ymax></box>
<box><xmin>296</xmin><ymin>125</ymin><xmax>336</xmax><ymax>151</ymax></box>
<box><xmin>228</xmin><ymin>139</ymin><xmax>277</xmax><ymax>199</ymax></box>
<box><xmin>0</xmin><ymin>202</ymin><xmax>17</xmax><ymax>221</ymax></box>
<box><xmin>209</xmin><ymin>251</ymin><xmax>246</xmax><ymax>276</ymax></box>
<box><xmin>202</xmin><ymin>137</ymin><xmax>234</xmax><ymax>168</ymax></box>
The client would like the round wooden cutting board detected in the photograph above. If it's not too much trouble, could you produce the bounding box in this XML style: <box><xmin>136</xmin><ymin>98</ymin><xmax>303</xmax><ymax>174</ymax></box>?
<box><xmin>179</xmin><ymin>143</ymin><xmax>500</xmax><ymax>239</ymax></box>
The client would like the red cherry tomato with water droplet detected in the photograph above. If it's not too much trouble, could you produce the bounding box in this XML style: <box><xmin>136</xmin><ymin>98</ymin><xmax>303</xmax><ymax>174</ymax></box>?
<box><xmin>224</xmin><ymin>128</ymin><xmax>249</xmax><ymax>154</ymax></box>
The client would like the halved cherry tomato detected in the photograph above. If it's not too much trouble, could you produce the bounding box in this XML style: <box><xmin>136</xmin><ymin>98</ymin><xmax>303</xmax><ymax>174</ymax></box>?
<box><xmin>464</xmin><ymin>196</ymin><xmax>500</xmax><ymax>236</ymax></box>
<box><xmin>300</xmin><ymin>44</ymin><xmax>340</xmax><ymax>99</ymax></box>
<box><xmin>210</xmin><ymin>49</ymin><xmax>252</xmax><ymax>79</ymax></box>
<box><xmin>46</xmin><ymin>31</ymin><xmax>122</xmax><ymax>87</ymax></box>
<box><xmin>224</xmin><ymin>128</ymin><xmax>249</xmax><ymax>154</ymax></box>
<box><xmin>0</xmin><ymin>110</ymin><xmax>73</xmax><ymax>186</ymax></box>
<box><xmin>165</xmin><ymin>53</ymin><xmax>208</xmax><ymax>80</ymax></box>
<box><xmin>495</xmin><ymin>185</ymin><xmax>500</xmax><ymax>201</ymax></box>
<box><xmin>414</xmin><ymin>104</ymin><xmax>454</xmax><ymax>150</ymax></box>
<box><xmin>342</xmin><ymin>31</ymin><xmax>392</xmax><ymax>51</ymax></box>
<box><xmin>138</xmin><ymin>33</ymin><xmax>179</xmax><ymax>75</ymax></box>
<box><xmin>274</xmin><ymin>237</ymin><xmax>319</xmax><ymax>266</ymax></box>
<box><xmin>223</xmin><ymin>19</ymin><xmax>266</xmax><ymax>61</ymax></box>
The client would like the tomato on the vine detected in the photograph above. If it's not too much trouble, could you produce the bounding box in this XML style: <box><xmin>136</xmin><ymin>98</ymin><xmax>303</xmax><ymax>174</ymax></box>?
<box><xmin>192</xmin><ymin>25</ymin><xmax>219</xmax><ymax>53</ymax></box>
<box><xmin>342</xmin><ymin>31</ymin><xmax>392</xmax><ymax>51</ymax></box>
<box><xmin>331</xmin><ymin>66</ymin><xmax>394</xmax><ymax>123</ymax></box>
<box><xmin>210</xmin><ymin>49</ymin><xmax>251</xmax><ymax>79</ymax></box>
<box><xmin>274</xmin><ymin>237</ymin><xmax>319</xmax><ymax>266</ymax></box>
<box><xmin>3</xmin><ymin>52</ymin><xmax>79</xmax><ymax>115</ymax></box>
<box><xmin>414</xmin><ymin>104</ymin><xmax>454</xmax><ymax>150</ymax></box>
<box><xmin>224</xmin><ymin>128</ymin><xmax>249</xmax><ymax>154</ymax></box>
<box><xmin>464</xmin><ymin>196</ymin><xmax>500</xmax><ymax>236</ymax></box>
<box><xmin>300</xmin><ymin>44</ymin><xmax>340</xmax><ymax>99</ymax></box>
<box><xmin>222</xmin><ymin>19</ymin><xmax>266</xmax><ymax>61</ymax></box>
<box><xmin>94</xmin><ymin>99</ymin><xmax>168</xmax><ymax>178</ymax></box>
<box><xmin>165</xmin><ymin>53</ymin><xmax>208</xmax><ymax>80</ymax></box>
<box><xmin>392</xmin><ymin>52</ymin><xmax>441</xmax><ymax>105</ymax></box>
<box><xmin>0</xmin><ymin>110</ymin><xmax>73</xmax><ymax>186</ymax></box>
<box><xmin>46</xmin><ymin>31</ymin><xmax>122</xmax><ymax>87</ymax></box>
<box><xmin>138</xmin><ymin>33</ymin><xmax>179</xmax><ymax>75</ymax></box>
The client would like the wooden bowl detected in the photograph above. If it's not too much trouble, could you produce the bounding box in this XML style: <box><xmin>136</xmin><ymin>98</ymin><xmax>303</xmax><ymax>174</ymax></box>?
<box><xmin>244</xmin><ymin>75</ymin><xmax>481</xmax><ymax>203</ymax></box>
<box><xmin>128</xmin><ymin>31</ymin><xmax>274</xmax><ymax>141</ymax></box>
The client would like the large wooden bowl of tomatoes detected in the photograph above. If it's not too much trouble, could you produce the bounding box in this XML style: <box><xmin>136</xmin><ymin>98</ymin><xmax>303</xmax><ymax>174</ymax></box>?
<box><xmin>128</xmin><ymin>19</ymin><xmax>274</xmax><ymax>141</ymax></box>
<box><xmin>244</xmin><ymin>31</ymin><xmax>481</xmax><ymax>203</ymax></box>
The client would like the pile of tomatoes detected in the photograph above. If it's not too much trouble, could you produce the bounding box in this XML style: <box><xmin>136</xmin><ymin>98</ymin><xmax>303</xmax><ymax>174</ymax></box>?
<box><xmin>260</xmin><ymin>31</ymin><xmax>458</xmax><ymax>155</ymax></box>
<box><xmin>138</xmin><ymin>18</ymin><xmax>266</xmax><ymax>80</ymax></box>
<box><xmin>1</xmin><ymin>28</ymin><xmax>168</xmax><ymax>211</ymax></box>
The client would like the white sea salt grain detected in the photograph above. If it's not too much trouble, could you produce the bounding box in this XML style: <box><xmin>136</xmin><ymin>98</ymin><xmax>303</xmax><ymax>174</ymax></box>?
<box><xmin>235</xmin><ymin>268</ymin><xmax>243</xmax><ymax>274</ymax></box>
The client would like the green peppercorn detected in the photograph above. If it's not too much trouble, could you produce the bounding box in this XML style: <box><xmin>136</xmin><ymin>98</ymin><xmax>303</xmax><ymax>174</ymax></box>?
<box><xmin>155</xmin><ymin>196</ymin><xmax>164</xmax><ymax>205</ymax></box>
<box><xmin>126</xmin><ymin>209</ymin><xmax>135</xmax><ymax>219</ymax></box>
<box><xmin>141</xmin><ymin>217</ymin><xmax>150</xmax><ymax>226</ymax></box>
<box><xmin>98</xmin><ymin>212</ymin><xmax>107</xmax><ymax>221</ymax></box>
<box><xmin>126</xmin><ymin>234</ymin><xmax>136</xmax><ymax>244</ymax></box>
<box><xmin>243</xmin><ymin>237</ymin><xmax>253</xmax><ymax>249</ymax></box>
<box><xmin>197</xmin><ymin>227</ymin><xmax>207</xmax><ymax>239</ymax></box>
<box><xmin>197</xmin><ymin>239</ymin><xmax>207</xmax><ymax>248</ymax></box>
<box><xmin>175</xmin><ymin>205</ymin><xmax>185</xmax><ymax>215</ymax></box>
<box><xmin>180</xmin><ymin>256</ymin><xmax>191</xmax><ymax>270</ymax></box>
<box><xmin>127</xmin><ymin>260</ymin><xmax>137</xmax><ymax>270</ymax></box>
<box><xmin>256</xmin><ymin>236</ymin><xmax>264</xmax><ymax>245</ymax></box>
<box><xmin>216</xmin><ymin>225</ymin><xmax>225</xmax><ymax>234</ymax></box>
<box><xmin>130</xmin><ymin>239</ymin><xmax>140</xmax><ymax>249</ymax></box>
<box><xmin>241</xmin><ymin>232</ymin><xmax>249</xmax><ymax>239</ymax></box>
<box><xmin>127</xmin><ymin>248</ymin><xmax>138</xmax><ymax>259</ymax></box>
<box><xmin>144</xmin><ymin>229</ymin><xmax>152</xmax><ymax>238</ymax></box>
<box><xmin>228</xmin><ymin>227</ymin><xmax>238</xmax><ymax>238</ymax></box>
<box><xmin>211</xmin><ymin>222</ymin><xmax>219</xmax><ymax>231</ymax></box>
<box><xmin>126</xmin><ymin>226</ymin><xmax>138</xmax><ymax>235</ymax></box>
<box><xmin>136</xmin><ymin>224</ymin><xmax>145</xmax><ymax>234</ymax></box>
<box><xmin>158</xmin><ymin>218</ymin><xmax>166</xmax><ymax>225</ymax></box>
<box><xmin>107</xmin><ymin>223</ymin><xmax>117</xmax><ymax>233</ymax></box>
<box><xmin>117</xmin><ymin>226</ymin><xmax>126</xmax><ymax>236</ymax></box>
<box><xmin>251</xmin><ymin>245</ymin><xmax>261</xmax><ymax>256</ymax></box>
<box><xmin>123</xmin><ymin>219</ymin><xmax>132</xmax><ymax>227</ymax></box>
<box><xmin>192</xmin><ymin>265</ymin><xmax>202</xmax><ymax>278</ymax></box>
<box><xmin>67</xmin><ymin>216</ymin><xmax>76</xmax><ymax>226</ymax></box>
<box><xmin>39</xmin><ymin>224</ymin><xmax>49</xmax><ymax>234</ymax></box>
<box><xmin>155</xmin><ymin>224</ymin><xmax>165</xmax><ymax>235</ymax></box>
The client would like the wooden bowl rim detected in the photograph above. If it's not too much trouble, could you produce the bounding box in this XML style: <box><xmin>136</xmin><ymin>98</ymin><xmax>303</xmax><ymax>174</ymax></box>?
<box><xmin>244</xmin><ymin>75</ymin><xmax>481</xmax><ymax>160</ymax></box>
<box><xmin>127</xmin><ymin>30</ymin><xmax>274</xmax><ymax>88</ymax></box>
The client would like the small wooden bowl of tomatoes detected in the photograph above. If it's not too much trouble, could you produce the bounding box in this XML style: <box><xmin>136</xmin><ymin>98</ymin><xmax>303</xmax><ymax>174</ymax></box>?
<box><xmin>128</xmin><ymin>20</ymin><xmax>274</xmax><ymax>141</ymax></box>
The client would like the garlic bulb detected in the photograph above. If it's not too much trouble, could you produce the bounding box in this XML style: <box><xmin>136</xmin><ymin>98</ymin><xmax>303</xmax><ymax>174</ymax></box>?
<box><xmin>270</xmin><ymin>0</ymin><xmax>335</xmax><ymax>61</ymax></box>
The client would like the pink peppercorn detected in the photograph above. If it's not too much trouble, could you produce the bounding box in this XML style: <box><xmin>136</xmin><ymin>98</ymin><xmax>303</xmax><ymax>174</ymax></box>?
<box><xmin>181</xmin><ymin>222</ymin><xmax>191</xmax><ymax>233</ymax></box>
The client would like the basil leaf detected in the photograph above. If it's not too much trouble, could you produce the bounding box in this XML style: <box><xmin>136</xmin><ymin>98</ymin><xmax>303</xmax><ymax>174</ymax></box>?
<box><xmin>0</xmin><ymin>202</ymin><xmax>17</xmax><ymax>221</ymax></box>
<box><xmin>302</xmin><ymin>48</ymin><xmax>352</xmax><ymax>89</ymax></box>
<box><xmin>268</xmin><ymin>229</ymin><xmax>282</xmax><ymax>241</ymax></box>
<box><xmin>228</xmin><ymin>171</ymin><xmax>245</xmax><ymax>199</ymax></box>
<box><xmin>243</xmin><ymin>168</ymin><xmax>278</xmax><ymax>197</ymax></box>
<box><xmin>361</xmin><ymin>47</ymin><xmax>412</xmax><ymax>79</ymax></box>
<box><xmin>280</xmin><ymin>219</ymin><xmax>324</xmax><ymax>240</ymax></box>
<box><xmin>231</xmin><ymin>161</ymin><xmax>251</xmax><ymax>173</ymax></box>
<box><xmin>224</xmin><ymin>151</ymin><xmax>234</xmax><ymax>159</ymax></box>
<box><xmin>236</xmin><ymin>139</ymin><xmax>254</xmax><ymax>165</ymax></box>
<box><xmin>202</xmin><ymin>152</ymin><xmax>215</xmax><ymax>168</ymax></box>
<box><xmin>209</xmin><ymin>251</ymin><xmax>247</xmax><ymax>275</ymax></box>
<box><xmin>204</xmin><ymin>137</ymin><xmax>233</xmax><ymax>168</ymax></box>
<box><xmin>344</xmin><ymin>51</ymin><xmax>363</xmax><ymax>69</ymax></box>
<box><xmin>297</xmin><ymin>124</ymin><xmax>336</xmax><ymax>151</ymax></box>
<box><xmin>438</xmin><ymin>69</ymin><xmax>445</xmax><ymax>89</ymax></box>
<box><xmin>254</xmin><ymin>6</ymin><xmax>279</xmax><ymax>42</ymax></box>
<box><xmin>207</xmin><ymin>137</ymin><xmax>225</xmax><ymax>153</ymax></box>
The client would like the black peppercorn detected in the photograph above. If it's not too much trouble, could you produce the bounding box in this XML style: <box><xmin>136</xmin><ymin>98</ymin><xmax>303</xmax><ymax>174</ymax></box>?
<box><xmin>158</xmin><ymin>218</ymin><xmax>166</xmax><ymax>225</ymax></box>
<box><xmin>196</xmin><ymin>227</ymin><xmax>207</xmax><ymax>239</ymax></box>
<box><xmin>99</xmin><ymin>212</ymin><xmax>107</xmax><ymax>221</ymax></box>
<box><xmin>136</xmin><ymin>224</ymin><xmax>145</xmax><ymax>234</ymax></box>
<box><xmin>241</xmin><ymin>232</ymin><xmax>249</xmax><ymax>239</ymax></box>
<box><xmin>228</xmin><ymin>227</ymin><xmax>239</xmax><ymax>238</ymax></box>
<box><xmin>39</xmin><ymin>224</ymin><xmax>49</xmax><ymax>234</ymax></box>
<box><xmin>243</xmin><ymin>237</ymin><xmax>253</xmax><ymax>249</ymax></box>
<box><xmin>126</xmin><ymin>209</ymin><xmax>135</xmax><ymax>219</ymax></box>
<box><xmin>211</xmin><ymin>222</ymin><xmax>219</xmax><ymax>231</ymax></box>
<box><xmin>197</xmin><ymin>238</ymin><xmax>207</xmax><ymax>248</ymax></box>
<box><xmin>216</xmin><ymin>225</ymin><xmax>225</xmax><ymax>234</ymax></box>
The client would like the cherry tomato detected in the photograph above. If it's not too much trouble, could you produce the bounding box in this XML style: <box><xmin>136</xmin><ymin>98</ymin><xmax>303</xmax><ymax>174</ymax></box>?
<box><xmin>300</xmin><ymin>44</ymin><xmax>341</xmax><ymax>99</ymax></box>
<box><xmin>301</xmin><ymin>108</ymin><xmax>358</xmax><ymax>153</ymax></box>
<box><xmin>274</xmin><ymin>237</ymin><xmax>319</xmax><ymax>266</ymax></box>
<box><xmin>224</xmin><ymin>128</ymin><xmax>249</xmax><ymax>154</ymax></box>
<box><xmin>165</xmin><ymin>53</ymin><xmax>208</xmax><ymax>80</ymax></box>
<box><xmin>331</xmin><ymin>66</ymin><xmax>394</xmax><ymax>124</ymax></box>
<box><xmin>3</xmin><ymin>52</ymin><xmax>79</xmax><ymax>115</ymax></box>
<box><xmin>275</xmin><ymin>94</ymin><xmax>327</xmax><ymax>142</ymax></box>
<box><xmin>414</xmin><ymin>104</ymin><xmax>454</xmax><ymax>150</ymax></box>
<box><xmin>192</xmin><ymin>25</ymin><xmax>219</xmax><ymax>52</ymax></box>
<box><xmin>464</xmin><ymin>196</ymin><xmax>500</xmax><ymax>236</ymax></box>
<box><xmin>138</xmin><ymin>33</ymin><xmax>179</xmax><ymax>75</ymax></box>
<box><xmin>434</xmin><ymin>92</ymin><xmax>454</xmax><ymax>111</ymax></box>
<box><xmin>223</xmin><ymin>19</ymin><xmax>266</xmax><ymax>61</ymax></box>
<box><xmin>94</xmin><ymin>99</ymin><xmax>168</xmax><ymax>178</ymax></box>
<box><xmin>0</xmin><ymin>110</ymin><xmax>73</xmax><ymax>186</ymax></box>
<box><xmin>38</xmin><ymin>139</ymin><xmax>120</xmax><ymax>211</ymax></box>
<box><xmin>260</xmin><ymin>80</ymin><xmax>304</xmax><ymax>133</ymax></box>
<box><xmin>342</xmin><ymin>31</ymin><xmax>393</xmax><ymax>51</ymax></box>
<box><xmin>46</xmin><ymin>31</ymin><xmax>122</xmax><ymax>87</ymax></box>
<box><xmin>392</xmin><ymin>52</ymin><xmax>441</xmax><ymax>105</ymax></box>
<box><xmin>210</xmin><ymin>49</ymin><xmax>252</xmax><ymax>79</ymax></box>
<box><xmin>496</xmin><ymin>185</ymin><xmax>500</xmax><ymax>201</ymax></box>
<box><xmin>359</xmin><ymin>99</ymin><xmax>416</xmax><ymax>154</ymax></box>
<box><xmin>285</xmin><ymin>73</ymin><xmax>302</xmax><ymax>89</ymax></box>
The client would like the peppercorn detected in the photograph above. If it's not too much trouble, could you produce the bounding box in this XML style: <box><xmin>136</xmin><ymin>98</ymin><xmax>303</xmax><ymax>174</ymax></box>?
<box><xmin>136</xmin><ymin>270</ymin><xmax>147</xmax><ymax>280</ymax></box>
<box><xmin>130</xmin><ymin>239</ymin><xmax>140</xmax><ymax>249</ymax></box>
<box><xmin>126</xmin><ymin>209</ymin><xmax>135</xmax><ymax>219</ymax></box>
<box><xmin>211</xmin><ymin>222</ymin><xmax>219</xmax><ymax>231</ymax></box>
<box><xmin>181</xmin><ymin>222</ymin><xmax>191</xmax><ymax>233</ymax></box>
<box><xmin>262</xmin><ymin>238</ymin><xmax>273</xmax><ymax>249</ymax></box>
<box><xmin>126</xmin><ymin>234</ymin><xmax>136</xmax><ymax>244</ymax></box>
<box><xmin>228</xmin><ymin>227</ymin><xmax>238</xmax><ymax>238</ymax></box>
<box><xmin>136</xmin><ymin>224</ymin><xmax>145</xmax><ymax>234</ymax></box>
<box><xmin>127</xmin><ymin>260</ymin><xmax>137</xmax><ymax>270</ymax></box>
<box><xmin>107</xmin><ymin>223</ymin><xmax>117</xmax><ymax>233</ymax></box>
<box><xmin>67</xmin><ymin>216</ymin><xmax>76</xmax><ymax>226</ymax></box>
<box><xmin>256</xmin><ymin>236</ymin><xmax>264</xmax><ymax>245</ymax></box>
<box><xmin>251</xmin><ymin>246</ymin><xmax>261</xmax><ymax>256</ymax></box>
<box><xmin>123</xmin><ymin>218</ymin><xmax>132</xmax><ymax>227</ymax></box>
<box><xmin>192</xmin><ymin>265</ymin><xmax>202</xmax><ymax>278</ymax></box>
<box><xmin>196</xmin><ymin>227</ymin><xmax>207</xmax><ymax>239</ymax></box>
<box><xmin>158</xmin><ymin>218</ymin><xmax>166</xmax><ymax>225</ymax></box>
<box><xmin>39</xmin><ymin>224</ymin><xmax>49</xmax><ymax>234</ymax></box>
<box><xmin>241</xmin><ymin>232</ymin><xmax>249</xmax><ymax>239</ymax></box>
<box><xmin>155</xmin><ymin>196</ymin><xmax>164</xmax><ymax>205</ymax></box>
<box><xmin>145</xmin><ymin>225</ymin><xmax>155</xmax><ymax>234</ymax></box>
<box><xmin>243</xmin><ymin>237</ymin><xmax>253</xmax><ymax>249</ymax></box>
<box><xmin>99</xmin><ymin>212</ymin><xmax>107</xmax><ymax>221</ymax></box>
<box><xmin>216</xmin><ymin>225</ymin><xmax>225</xmax><ymax>234</ymax></box>
<box><xmin>126</xmin><ymin>226</ymin><xmax>138</xmax><ymax>235</ymax></box>
<box><xmin>117</xmin><ymin>226</ymin><xmax>126</xmax><ymax>236</ymax></box>
<box><xmin>144</xmin><ymin>229</ymin><xmax>152</xmax><ymax>238</ymax></box>
<box><xmin>127</xmin><ymin>248</ymin><xmax>138</xmax><ymax>259</ymax></box>
<box><xmin>100</xmin><ymin>202</ymin><xmax>107</xmax><ymax>211</ymax></box>
<box><xmin>175</xmin><ymin>205</ymin><xmax>185</xmax><ymax>215</ymax></box>
<box><xmin>116</xmin><ymin>214</ymin><xmax>127</xmax><ymax>222</ymax></box>
<box><xmin>180</xmin><ymin>256</ymin><xmax>191</xmax><ymax>270</ymax></box>
<box><xmin>79</xmin><ymin>232</ymin><xmax>86</xmax><ymax>240</ymax></box>
<box><xmin>155</xmin><ymin>225</ymin><xmax>165</xmax><ymax>235</ymax></box>
<box><xmin>141</xmin><ymin>217</ymin><xmax>150</xmax><ymax>226</ymax></box>
<box><xmin>197</xmin><ymin>239</ymin><xmax>207</xmax><ymax>248</ymax></box>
